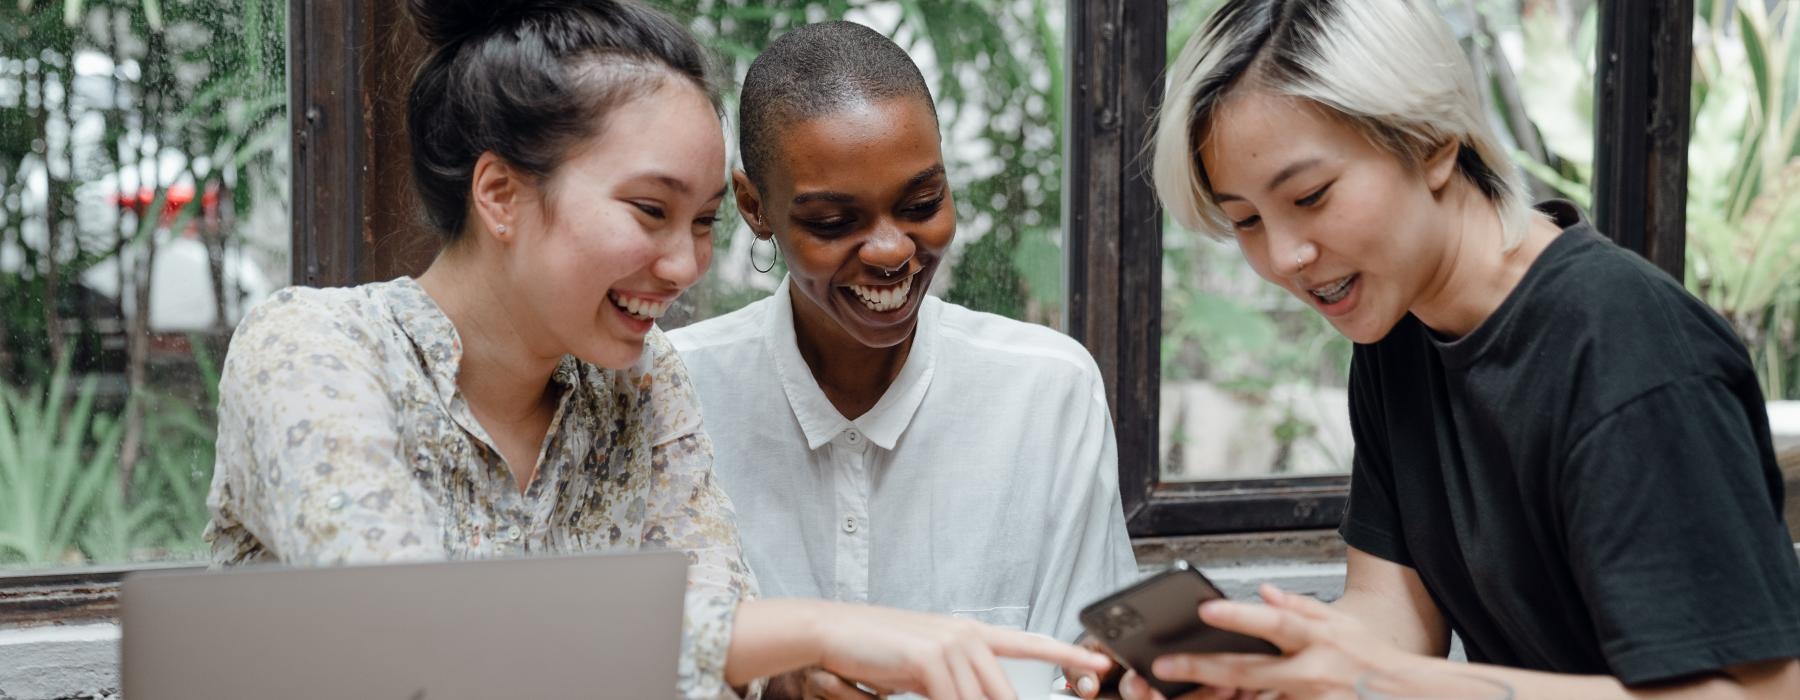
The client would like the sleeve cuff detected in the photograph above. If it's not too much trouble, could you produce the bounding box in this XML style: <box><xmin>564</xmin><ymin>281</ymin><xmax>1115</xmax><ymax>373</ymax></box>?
<box><xmin>1338</xmin><ymin>520</ymin><xmax>1412</xmax><ymax>568</ymax></box>
<box><xmin>1608</xmin><ymin>624</ymin><xmax>1800</xmax><ymax>686</ymax></box>
<box><xmin>679</xmin><ymin>589</ymin><xmax>748</xmax><ymax>699</ymax></box>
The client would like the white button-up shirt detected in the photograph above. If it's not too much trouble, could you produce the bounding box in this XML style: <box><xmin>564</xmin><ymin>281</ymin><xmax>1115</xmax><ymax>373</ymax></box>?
<box><xmin>670</xmin><ymin>280</ymin><xmax>1137</xmax><ymax>641</ymax></box>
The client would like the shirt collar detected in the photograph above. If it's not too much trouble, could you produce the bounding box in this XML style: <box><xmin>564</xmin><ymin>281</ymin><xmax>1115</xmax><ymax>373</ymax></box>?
<box><xmin>381</xmin><ymin>276</ymin><xmax>579</xmax><ymax>402</ymax></box>
<box><xmin>382</xmin><ymin>276</ymin><xmax>466</xmax><ymax>400</ymax></box>
<box><xmin>764</xmin><ymin>277</ymin><xmax>939</xmax><ymax>451</ymax></box>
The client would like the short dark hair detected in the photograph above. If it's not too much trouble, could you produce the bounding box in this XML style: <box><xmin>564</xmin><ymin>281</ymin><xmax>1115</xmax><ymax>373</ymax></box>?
<box><xmin>737</xmin><ymin>21</ymin><xmax>936</xmax><ymax>190</ymax></box>
<box><xmin>406</xmin><ymin>0</ymin><xmax>720</xmax><ymax>240</ymax></box>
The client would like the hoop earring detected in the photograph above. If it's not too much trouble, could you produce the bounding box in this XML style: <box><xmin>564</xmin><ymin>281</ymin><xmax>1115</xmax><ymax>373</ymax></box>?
<box><xmin>751</xmin><ymin>234</ymin><xmax>779</xmax><ymax>274</ymax></box>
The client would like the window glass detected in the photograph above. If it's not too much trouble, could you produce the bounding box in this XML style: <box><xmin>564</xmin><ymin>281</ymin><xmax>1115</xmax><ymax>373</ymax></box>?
<box><xmin>0</xmin><ymin>1</ymin><xmax>289</xmax><ymax>567</ymax></box>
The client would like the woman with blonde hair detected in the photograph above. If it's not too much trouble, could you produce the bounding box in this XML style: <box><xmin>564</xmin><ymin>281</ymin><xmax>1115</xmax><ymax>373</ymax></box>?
<box><xmin>1126</xmin><ymin>0</ymin><xmax>1800</xmax><ymax>698</ymax></box>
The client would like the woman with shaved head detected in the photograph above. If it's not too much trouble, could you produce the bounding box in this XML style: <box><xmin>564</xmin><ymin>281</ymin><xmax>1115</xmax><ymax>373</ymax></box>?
<box><xmin>671</xmin><ymin>20</ymin><xmax>1138</xmax><ymax>700</ymax></box>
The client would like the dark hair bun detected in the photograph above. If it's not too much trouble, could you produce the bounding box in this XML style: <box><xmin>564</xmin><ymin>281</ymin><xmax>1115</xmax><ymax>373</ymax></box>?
<box><xmin>407</xmin><ymin>0</ymin><xmax>528</xmax><ymax>48</ymax></box>
<box><xmin>404</xmin><ymin>0</ymin><xmax>720</xmax><ymax>239</ymax></box>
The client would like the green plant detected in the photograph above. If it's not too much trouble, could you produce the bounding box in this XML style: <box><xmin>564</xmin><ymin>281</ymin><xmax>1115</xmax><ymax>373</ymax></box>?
<box><xmin>76</xmin><ymin>458</ymin><xmax>174</xmax><ymax>564</ymax></box>
<box><xmin>0</xmin><ymin>373</ymin><xmax>219</xmax><ymax>567</ymax></box>
<box><xmin>0</xmin><ymin>340</ymin><xmax>220</xmax><ymax>566</ymax></box>
<box><xmin>0</xmin><ymin>361</ymin><xmax>125</xmax><ymax>565</ymax></box>
<box><xmin>131</xmin><ymin>338</ymin><xmax>224</xmax><ymax>554</ymax></box>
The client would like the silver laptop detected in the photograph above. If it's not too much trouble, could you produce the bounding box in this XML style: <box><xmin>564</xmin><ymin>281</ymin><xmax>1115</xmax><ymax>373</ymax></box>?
<box><xmin>121</xmin><ymin>551</ymin><xmax>688</xmax><ymax>699</ymax></box>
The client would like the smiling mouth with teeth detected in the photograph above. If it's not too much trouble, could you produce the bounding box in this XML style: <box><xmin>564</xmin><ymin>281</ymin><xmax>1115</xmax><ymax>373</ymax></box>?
<box><xmin>1309</xmin><ymin>274</ymin><xmax>1357</xmax><ymax>305</ymax></box>
<box><xmin>608</xmin><ymin>291</ymin><xmax>673</xmax><ymax>321</ymax></box>
<box><xmin>848</xmin><ymin>276</ymin><xmax>914</xmax><ymax>313</ymax></box>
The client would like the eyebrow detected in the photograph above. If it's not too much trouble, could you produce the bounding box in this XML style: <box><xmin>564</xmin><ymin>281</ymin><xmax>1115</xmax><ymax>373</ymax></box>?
<box><xmin>792</xmin><ymin>191</ymin><xmax>855</xmax><ymax>205</ymax></box>
<box><xmin>629</xmin><ymin>173</ymin><xmax>728</xmax><ymax>200</ymax></box>
<box><xmin>790</xmin><ymin>164</ymin><xmax>947</xmax><ymax>206</ymax></box>
<box><xmin>1212</xmin><ymin>158</ymin><xmax>1322</xmax><ymax>203</ymax></box>
<box><xmin>905</xmin><ymin>164</ymin><xmax>947</xmax><ymax>190</ymax></box>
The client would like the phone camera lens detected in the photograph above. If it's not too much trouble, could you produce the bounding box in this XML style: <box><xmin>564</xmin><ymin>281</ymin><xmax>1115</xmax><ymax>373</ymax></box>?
<box><xmin>1103</xmin><ymin>604</ymin><xmax>1144</xmax><ymax>638</ymax></box>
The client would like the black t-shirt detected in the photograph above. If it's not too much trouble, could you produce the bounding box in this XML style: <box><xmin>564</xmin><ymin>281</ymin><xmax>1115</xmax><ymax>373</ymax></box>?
<box><xmin>1340</xmin><ymin>200</ymin><xmax>1800</xmax><ymax>685</ymax></box>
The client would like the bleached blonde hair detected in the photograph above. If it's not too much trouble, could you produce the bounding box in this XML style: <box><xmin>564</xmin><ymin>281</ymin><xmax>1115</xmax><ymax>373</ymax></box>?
<box><xmin>1151</xmin><ymin>0</ymin><xmax>1532</xmax><ymax>247</ymax></box>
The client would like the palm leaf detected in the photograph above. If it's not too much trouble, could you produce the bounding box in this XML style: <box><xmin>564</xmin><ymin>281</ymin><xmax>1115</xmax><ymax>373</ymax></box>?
<box><xmin>141</xmin><ymin>0</ymin><xmax>161</xmax><ymax>32</ymax></box>
<box><xmin>1739</xmin><ymin>3</ymin><xmax>1772</xmax><ymax>108</ymax></box>
<box><xmin>1513</xmin><ymin>151</ymin><xmax>1593</xmax><ymax>208</ymax></box>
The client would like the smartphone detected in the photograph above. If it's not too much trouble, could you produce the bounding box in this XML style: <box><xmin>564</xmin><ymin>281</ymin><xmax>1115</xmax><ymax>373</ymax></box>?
<box><xmin>1078</xmin><ymin>560</ymin><xmax>1280</xmax><ymax>698</ymax></box>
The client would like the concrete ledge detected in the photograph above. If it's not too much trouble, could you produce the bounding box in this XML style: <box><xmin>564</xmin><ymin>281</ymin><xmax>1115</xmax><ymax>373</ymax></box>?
<box><xmin>0</xmin><ymin>624</ymin><xmax>119</xmax><ymax>700</ymax></box>
<box><xmin>1206</xmin><ymin>561</ymin><xmax>1347</xmax><ymax>602</ymax></box>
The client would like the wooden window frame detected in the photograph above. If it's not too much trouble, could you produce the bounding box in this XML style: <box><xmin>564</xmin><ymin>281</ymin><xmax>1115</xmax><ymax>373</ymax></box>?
<box><xmin>290</xmin><ymin>0</ymin><xmax>436</xmax><ymax>287</ymax></box>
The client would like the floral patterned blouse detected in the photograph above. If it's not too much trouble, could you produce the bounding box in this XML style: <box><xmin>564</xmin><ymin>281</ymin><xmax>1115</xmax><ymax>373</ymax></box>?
<box><xmin>204</xmin><ymin>278</ymin><xmax>758</xmax><ymax>699</ymax></box>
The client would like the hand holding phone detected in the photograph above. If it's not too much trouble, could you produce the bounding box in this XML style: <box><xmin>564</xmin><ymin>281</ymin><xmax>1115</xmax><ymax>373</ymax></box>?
<box><xmin>1077</xmin><ymin>561</ymin><xmax>1280</xmax><ymax>698</ymax></box>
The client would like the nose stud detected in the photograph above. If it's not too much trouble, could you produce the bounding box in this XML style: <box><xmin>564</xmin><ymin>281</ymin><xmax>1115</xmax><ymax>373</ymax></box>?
<box><xmin>1294</xmin><ymin>243</ymin><xmax>1315</xmax><ymax>271</ymax></box>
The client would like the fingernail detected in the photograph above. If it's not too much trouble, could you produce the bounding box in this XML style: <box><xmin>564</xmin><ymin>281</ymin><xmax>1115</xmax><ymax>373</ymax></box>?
<box><xmin>1152</xmin><ymin>658</ymin><xmax>1176</xmax><ymax>676</ymax></box>
<box><xmin>1078</xmin><ymin>676</ymin><xmax>1098</xmax><ymax>696</ymax></box>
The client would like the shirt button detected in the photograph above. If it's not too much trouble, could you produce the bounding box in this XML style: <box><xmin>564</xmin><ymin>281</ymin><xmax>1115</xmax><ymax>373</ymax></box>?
<box><xmin>845</xmin><ymin>430</ymin><xmax>861</xmax><ymax>444</ymax></box>
<box><xmin>325</xmin><ymin>493</ymin><xmax>348</xmax><ymax>511</ymax></box>
<box><xmin>506</xmin><ymin>524</ymin><xmax>523</xmax><ymax>542</ymax></box>
<box><xmin>842</xmin><ymin>517</ymin><xmax>858</xmax><ymax>534</ymax></box>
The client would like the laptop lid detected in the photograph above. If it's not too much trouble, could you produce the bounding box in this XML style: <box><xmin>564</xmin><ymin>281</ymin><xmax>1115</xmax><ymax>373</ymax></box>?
<box><xmin>121</xmin><ymin>551</ymin><xmax>687</xmax><ymax>700</ymax></box>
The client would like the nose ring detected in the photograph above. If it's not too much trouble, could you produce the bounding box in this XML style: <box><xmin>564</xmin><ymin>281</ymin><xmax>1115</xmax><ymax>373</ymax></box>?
<box><xmin>879</xmin><ymin>258</ymin><xmax>911</xmax><ymax>278</ymax></box>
